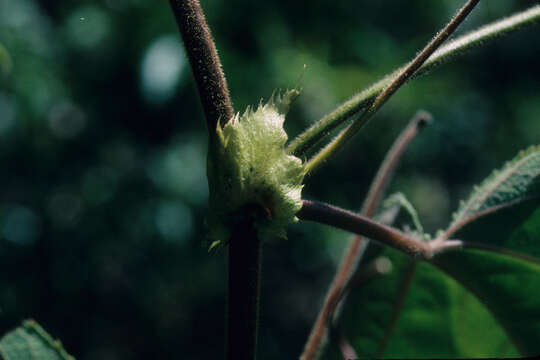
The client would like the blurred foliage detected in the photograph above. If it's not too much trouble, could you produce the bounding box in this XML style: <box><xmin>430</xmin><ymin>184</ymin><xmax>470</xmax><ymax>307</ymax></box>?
<box><xmin>0</xmin><ymin>319</ymin><xmax>75</xmax><ymax>360</ymax></box>
<box><xmin>0</xmin><ymin>0</ymin><xmax>539</xmax><ymax>359</ymax></box>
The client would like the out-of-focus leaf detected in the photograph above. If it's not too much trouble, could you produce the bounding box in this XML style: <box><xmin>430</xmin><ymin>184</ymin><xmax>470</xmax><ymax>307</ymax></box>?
<box><xmin>332</xmin><ymin>247</ymin><xmax>517</xmax><ymax>359</ymax></box>
<box><xmin>0</xmin><ymin>43</ymin><xmax>12</xmax><ymax>75</ymax></box>
<box><xmin>435</xmin><ymin>248</ymin><xmax>540</xmax><ymax>357</ymax></box>
<box><xmin>0</xmin><ymin>320</ymin><xmax>75</xmax><ymax>360</ymax></box>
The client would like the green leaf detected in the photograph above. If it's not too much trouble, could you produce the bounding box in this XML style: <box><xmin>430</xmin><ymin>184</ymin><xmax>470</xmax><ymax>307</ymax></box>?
<box><xmin>206</xmin><ymin>89</ymin><xmax>305</xmax><ymax>243</ymax></box>
<box><xmin>0</xmin><ymin>320</ymin><xmax>75</xmax><ymax>360</ymax></box>
<box><xmin>334</xmin><ymin>248</ymin><xmax>518</xmax><ymax>359</ymax></box>
<box><xmin>443</xmin><ymin>145</ymin><xmax>540</xmax><ymax>242</ymax></box>
<box><xmin>435</xmin><ymin>249</ymin><xmax>540</xmax><ymax>356</ymax></box>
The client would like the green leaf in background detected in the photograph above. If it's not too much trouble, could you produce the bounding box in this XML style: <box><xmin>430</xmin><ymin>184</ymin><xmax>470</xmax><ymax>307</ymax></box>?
<box><xmin>334</xmin><ymin>247</ymin><xmax>518</xmax><ymax>359</ymax></box>
<box><xmin>435</xmin><ymin>249</ymin><xmax>540</xmax><ymax>357</ymax></box>
<box><xmin>0</xmin><ymin>43</ymin><xmax>12</xmax><ymax>76</ymax></box>
<box><xmin>0</xmin><ymin>320</ymin><xmax>75</xmax><ymax>360</ymax></box>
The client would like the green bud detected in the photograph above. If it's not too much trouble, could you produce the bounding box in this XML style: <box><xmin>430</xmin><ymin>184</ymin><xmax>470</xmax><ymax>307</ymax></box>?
<box><xmin>206</xmin><ymin>89</ymin><xmax>305</xmax><ymax>247</ymax></box>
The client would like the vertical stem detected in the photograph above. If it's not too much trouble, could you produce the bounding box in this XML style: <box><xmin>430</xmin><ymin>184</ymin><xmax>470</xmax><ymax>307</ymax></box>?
<box><xmin>227</xmin><ymin>216</ymin><xmax>262</xmax><ymax>360</ymax></box>
<box><xmin>168</xmin><ymin>2</ymin><xmax>260</xmax><ymax>359</ymax></box>
<box><xmin>168</xmin><ymin>0</ymin><xmax>234</xmax><ymax>132</ymax></box>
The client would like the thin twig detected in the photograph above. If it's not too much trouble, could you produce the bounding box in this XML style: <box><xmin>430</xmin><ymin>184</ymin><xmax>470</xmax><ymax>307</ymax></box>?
<box><xmin>304</xmin><ymin>0</ymin><xmax>480</xmax><ymax>175</ymax></box>
<box><xmin>361</xmin><ymin>111</ymin><xmax>432</xmax><ymax>215</ymax></box>
<box><xmin>299</xmin><ymin>112</ymin><xmax>429</xmax><ymax>360</ymax></box>
<box><xmin>168</xmin><ymin>0</ymin><xmax>234</xmax><ymax>131</ymax></box>
<box><xmin>287</xmin><ymin>4</ymin><xmax>540</xmax><ymax>157</ymax></box>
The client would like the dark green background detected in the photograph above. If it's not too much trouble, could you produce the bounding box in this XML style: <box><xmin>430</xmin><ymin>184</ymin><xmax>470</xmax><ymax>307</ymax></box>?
<box><xmin>0</xmin><ymin>0</ymin><xmax>539</xmax><ymax>358</ymax></box>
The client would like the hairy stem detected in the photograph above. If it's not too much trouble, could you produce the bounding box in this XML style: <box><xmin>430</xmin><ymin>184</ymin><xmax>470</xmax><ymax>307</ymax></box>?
<box><xmin>168</xmin><ymin>0</ymin><xmax>234</xmax><ymax>131</ymax></box>
<box><xmin>169</xmin><ymin>2</ymin><xmax>260</xmax><ymax>359</ymax></box>
<box><xmin>287</xmin><ymin>4</ymin><xmax>540</xmax><ymax>158</ymax></box>
<box><xmin>303</xmin><ymin>0</ymin><xmax>479</xmax><ymax>174</ymax></box>
<box><xmin>300</xmin><ymin>112</ymin><xmax>428</xmax><ymax>360</ymax></box>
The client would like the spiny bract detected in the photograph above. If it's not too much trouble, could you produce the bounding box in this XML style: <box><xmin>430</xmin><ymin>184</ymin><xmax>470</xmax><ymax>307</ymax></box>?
<box><xmin>206</xmin><ymin>89</ymin><xmax>305</xmax><ymax>247</ymax></box>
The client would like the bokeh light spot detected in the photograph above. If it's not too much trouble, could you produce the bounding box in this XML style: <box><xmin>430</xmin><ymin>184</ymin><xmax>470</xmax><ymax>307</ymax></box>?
<box><xmin>140</xmin><ymin>35</ymin><xmax>187</xmax><ymax>104</ymax></box>
<box><xmin>2</xmin><ymin>205</ymin><xmax>41</xmax><ymax>245</ymax></box>
<box><xmin>155</xmin><ymin>200</ymin><xmax>193</xmax><ymax>244</ymax></box>
<box><xmin>147</xmin><ymin>136</ymin><xmax>208</xmax><ymax>205</ymax></box>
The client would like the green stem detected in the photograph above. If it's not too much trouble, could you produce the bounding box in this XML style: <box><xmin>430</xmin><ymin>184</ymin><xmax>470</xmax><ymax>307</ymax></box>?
<box><xmin>287</xmin><ymin>4</ymin><xmax>540</xmax><ymax>158</ymax></box>
<box><xmin>303</xmin><ymin>0</ymin><xmax>480</xmax><ymax>175</ymax></box>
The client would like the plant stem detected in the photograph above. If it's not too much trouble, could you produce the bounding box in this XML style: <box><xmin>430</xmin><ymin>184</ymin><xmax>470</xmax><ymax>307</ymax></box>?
<box><xmin>303</xmin><ymin>0</ymin><xmax>479</xmax><ymax>175</ymax></box>
<box><xmin>299</xmin><ymin>112</ymin><xmax>428</xmax><ymax>360</ymax></box>
<box><xmin>169</xmin><ymin>2</ymin><xmax>261</xmax><ymax>359</ymax></box>
<box><xmin>168</xmin><ymin>0</ymin><xmax>234</xmax><ymax>132</ymax></box>
<box><xmin>361</xmin><ymin>111</ymin><xmax>432</xmax><ymax>215</ymax></box>
<box><xmin>287</xmin><ymin>4</ymin><xmax>540</xmax><ymax>158</ymax></box>
<box><xmin>227</xmin><ymin>214</ymin><xmax>262</xmax><ymax>360</ymax></box>
<box><xmin>298</xmin><ymin>200</ymin><xmax>434</xmax><ymax>259</ymax></box>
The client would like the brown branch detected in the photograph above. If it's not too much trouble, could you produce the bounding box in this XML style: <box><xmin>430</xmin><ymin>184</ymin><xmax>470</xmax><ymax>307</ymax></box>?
<box><xmin>297</xmin><ymin>200</ymin><xmax>433</xmax><ymax>259</ymax></box>
<box><xmin>299</xmin><ymin>111</ymin><xmax>430</xmax><ymax>360</ymax></box>
<box><xmin>362</xmin><ymin>110</ymin><xmax>432</xmax><ymax>215</ymax></box>
<box><xmin>168</xmin><ymin>0</ymin><xmax>234</xmax><ymax>131</ymax></box>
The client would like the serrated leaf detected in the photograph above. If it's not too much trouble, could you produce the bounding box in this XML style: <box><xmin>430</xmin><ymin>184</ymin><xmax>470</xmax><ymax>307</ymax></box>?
<box><xmin>435</xmin><ymin>249</ymin><xmax>540</xmax><ymax>356</ymax></box>
<box><xmin>445</xmin><ymin>145</ymin><xmax>540</xmax><ymax>239</ymax></box>
<box><xmin>206</xmin><ymin>89</ymin><xmax>305</xmax><ymax>243</ymax></box>
<box><xmin>0</xmin><ymin>320</ymin><xmax>75</xmax><ymax>360</ymax></box>
<box><xmin>332</xmin><ymin>247</ymin><xmax>517</xmax><ymax>359</ymax></box>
